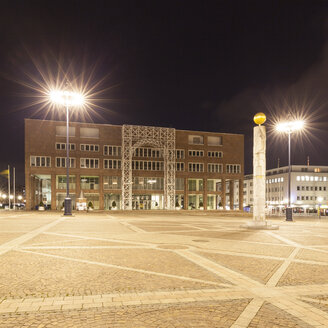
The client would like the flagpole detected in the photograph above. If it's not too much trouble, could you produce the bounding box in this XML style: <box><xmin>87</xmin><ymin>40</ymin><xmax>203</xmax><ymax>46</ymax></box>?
<box><xmin>13</xmin><ymin>167</ymin><xmax>15</xmax><ymax>211</ymax></box>
<box><xmin>8</xmin><ymin>165</ymin><xmax>10</xmax><ymax>210</ymax></box>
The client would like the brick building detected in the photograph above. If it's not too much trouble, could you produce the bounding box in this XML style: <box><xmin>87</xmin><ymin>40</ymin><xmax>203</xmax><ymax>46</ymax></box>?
<box><xmin>25</xmin><ymin>119</ymin><xmax>244</xmax><ymax>210</ymax></box>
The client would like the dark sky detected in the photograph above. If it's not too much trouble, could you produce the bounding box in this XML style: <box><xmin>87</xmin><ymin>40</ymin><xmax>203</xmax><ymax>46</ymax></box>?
<box><xmin>1</xmin><ymin>0</ymin><xmax>328</xmax><ymax>186</ymax></box>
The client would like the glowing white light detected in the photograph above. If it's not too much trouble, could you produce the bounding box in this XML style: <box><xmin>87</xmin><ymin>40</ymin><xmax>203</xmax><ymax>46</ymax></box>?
<box><xmin>147</xmin><ymin>179</ymin><xmax>157</xmax><ymax>184</ymax></box>
<box><xmin>49</xmin><ymin>90</ymin><xmax>85</xmax><ymax>107</ymax></box>
<box><xmin>9</xmin><ymin>195</ymin><xmax>14</xmax><ymax>200</ymax></box>
<box><xmin>2</xmin><ymin>194</ymin><xmax>7</xmax><ymax>199</ymax></box>
<box><xmin>276</xmin><ymin>120</ymin><xmax>305</xmax><ymax>133</ymax></box>
<box><xmin>318</xmin><ymin>196</ymin><xmax>323</xmax><ymax>202</ymax></box>
<box><xmin>18</xmin><ymin>195</ymin><xmax>23</xmax><ymax>201</ymax></box>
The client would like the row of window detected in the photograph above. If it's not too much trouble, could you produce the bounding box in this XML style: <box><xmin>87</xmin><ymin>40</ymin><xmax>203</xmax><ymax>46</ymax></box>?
<box><xmin>297</xmin><ymin>186</ymin><xmax>326</xmax><ymax>191</ymax></box>
<box><xmin>55</xmin><ymin>126</ymin><xmax>224</xmax><ymax>146</ymax></box>
<box><xmin>297</xmin><ymin>196</ymin><xmax>327</xmax><ymax>201</ymax></box>
<box><xmin>267</xmin><ymin>187</ymin><xmax>284</xmax><ymax>193</ymax></box>
<box><xmin>296</xmin><ymin>175</ymin><xmax>328</xmax><ymax>182</ymax></box>
<box><xmin>56</xmin><ymin>175</ymin><xmax>224</xmax><ymax>192</ymax></box>
<box><xmin>267</xmin><ymin>177</ymin><xmax>284</xmax><ymax>184</ymax></box>
<box><xmin>55</xmin><ymin>144</ymin><xmax>224</xmax><ymax>160</ymax></box>
<box><xmin>56</xmin><ymin>143</ymin><xmax>76</xmax><ymax>151</ymax></box>
<box><xmin>31</xmin><ymin>156</ymin><xmax>241</xmax><ymax>173</ymax></box>
<box><xmin>132</xmin><ymin>161</ymin><xmax>164</xmax><ymax>171</ymax></box>
<box><xmin>188</xmin><ymin>135</ymin><xmax>223</xmax><ymax>146</ymax></box>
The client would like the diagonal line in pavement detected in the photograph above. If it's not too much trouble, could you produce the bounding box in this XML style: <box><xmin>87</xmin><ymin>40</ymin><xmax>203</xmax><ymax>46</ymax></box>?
<box><xmin>175</xmin><ymin>250</ymin><xmax>263</xmax><ymax>288</ymax></box>
<box><xmin>266</xmin><ymin>247</ymin><xmax>301</xmax><ymax>287</ymax></box>
<box><xmin>230</xmin><ymin>298</ymin><xmax>264</xmax><ymax>328</ymax></box>
<box><xmin>270</xmin><ymin>296</ymin><xmax>328</xmax><ymax>327</ymax></box>
<box><xmin>17</xmin><ymin>249</ymin><xmax>228</xmax><ymax>287</ymax></box>
<box><xmin>44</xmin><ymin>232</ymin><xmax>153</xmax><ymax>246</ymax></box>
<box><xmin>0</xmin><ymin>216</ymin><xmax>65</xmax><ymax>256</ymax></box>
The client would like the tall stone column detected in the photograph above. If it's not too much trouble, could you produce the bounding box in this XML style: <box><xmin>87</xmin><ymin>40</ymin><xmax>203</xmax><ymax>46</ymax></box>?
<box><xmin>253</xmin><ymin>124</ymin><xmax>266</xmax><ymax>221</ymax></box>
<box><xmin>242</xmin><ymin>113</ymin><xmax>278</xmax><ymax>230</ymax></box>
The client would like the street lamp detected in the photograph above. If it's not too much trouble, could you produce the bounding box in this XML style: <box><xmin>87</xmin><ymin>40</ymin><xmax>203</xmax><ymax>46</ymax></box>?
<box><xmin>276</xmin><ymin>120</ymin><xmax>305</xmax><ymax>221</ymax></box>
<box><xmin>49</xmin><ymin>89</ymin><xmax>85</xmax><ymax>215</ymax></box>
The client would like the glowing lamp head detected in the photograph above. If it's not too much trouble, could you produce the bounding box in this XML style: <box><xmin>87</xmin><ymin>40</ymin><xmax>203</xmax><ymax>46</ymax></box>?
<box><xmin>254</xmin><ymin>112</ymin><xmax>266</xmax><ymax>125</ymax></box>
<box><xmin>276</xmin><ymin>120</ymin><xmax>304</xmax><ymax>133</ymax></box>
<box><xmin>49</xmin><ymin>90</ymin><xmax>85</xmax><ymax>107</ymax></box>
<box><xmin>318</xmin><ymin>196</ymin><xmax>323</xmax><ymax>203</ymax></box>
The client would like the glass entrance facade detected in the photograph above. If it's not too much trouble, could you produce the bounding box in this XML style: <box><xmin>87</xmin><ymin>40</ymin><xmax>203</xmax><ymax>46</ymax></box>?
<box><xmin>132</xmin><ymin>194</ymin><xmax>163</xmax><ymax>210</ymax></box>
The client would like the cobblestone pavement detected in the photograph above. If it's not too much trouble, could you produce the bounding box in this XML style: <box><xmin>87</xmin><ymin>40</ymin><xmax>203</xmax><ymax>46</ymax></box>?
<box><xmin>0</xmin><ymin>212</ymin><xmax>328</xmax><ymax>327</ymax></box>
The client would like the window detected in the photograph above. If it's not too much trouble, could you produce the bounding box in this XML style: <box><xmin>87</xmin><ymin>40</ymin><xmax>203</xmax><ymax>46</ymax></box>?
<box><xmin>188</xmin><ymin>179</ymin><xmax>203</xmax><ymax>191</ymax></box>
<box><xmin>208</xmin><ymin>164</ymin><xmax>223</xmax><ymax>173</ymax></box>
<box><xmin>55</xmin><ymin>143</ymin><xmax>75</xmax><ymax>150</ymax></box>
<box><xmin>56</xmin><ymin>126</ymin><xmax>75</xmax><ymax>137</ymax></box>
<box><xmin>104</xmin><ymin>145</ymin><xmax>122</xmax><ymax>156</ymax></box>
<box><xmin>176</xmin><ymin>149</ymin><xmax>185</xmax><ymax>159</ymax></box>
<box><xmin>207</xmin><ymin>151</ymin><xmax>223</xmax><ymax>158</ymax></box>
<box><xmin>133</xmin><ymin>147</ymin><xmax>162</xmax><ymax>158</ymax></box>
<box><xmin>175</xmin><ymin>178</ymin><xmax>184</xmax><ymax>191</ymax></box>
<box><xmin>103</xmin><ymin>176</ymin><xmax>121</xmax><ymax>189</ymax></box>
<box><xmin>297</xmin><ymin>196</ymin><xmax>300</xmax><ymax>200</ymax></box>
<box><xmin>188</xmin><ymin>135</ymin><xmax>204</xmax><ymax>145</ymax></box>
<box><xmin>80</xmin><ymin>144</ymin><xmax>99</xmax><ymax>152</ymax></box>
<box><xmin>188</xmin><ymin>163</ymin><xmax>204</xmax><ymax>172</ymax></box>
<box><xmin>80</xmin><ymin>176</ymin><xmax>99</xmax><ymax>190</ymax></box>
<box><xmin>56</xmin><ymin>175</ymin><xmax>76</xmax><ymax>190</ymax></box>
<box><xmin>55</xmin><ymin>157</ymin><xmax>76</xmax><ymax>168</ymax></box>
<box><xmin>132</xmin><ymin>177</ymin><xmax>164</xmax><ymax>190</ymax></box>
<box><xmin>80</xmin><ymin>127</ymin><xmax>99</xmax><ymax>138</ymax></box>
<box><xmin>226</xmin><ymin>164</ymin><xmax>241</xmax><ymax>174</ymax></box>
<box><xmin>208</xmin><ymin>136</ymin><xmax>222</xmax><ymax>146</ymax></box>
<box><xmin>104</xmin><ymin>159</ymin><xmax>122</xmax><ymax>169</ymax></box>
<box><xmin>207</xmin><ymin>179</ymin><xmax>222</xmax><ymax>191</ymax></box>
<box><xmin>176</xmin><ymin>162</ymin><xmax>185</xmax><ymax>171</ymax></box>
<box><xmin>30</xmin><ymin>156</ymin><xmax>51</xmax><ymax>167</ymax></box>
<box><xmin>188</xmin><ymin>150</ymin><xmax>204</xmax><ymax>157</ymax></box>
<box><xmin>297</xmin><ymin>186</ymin><xmax>300</xmax><ymax>190</ymax></box>
<box><xmin>131</xmin><ymin>160</ymin><xmax>164</xmax><ymax>171</ymax></box>
<box><xmin>80</xmin><ymin>158</ymin><xmax>99</xmax><ymax>168</ymax></box>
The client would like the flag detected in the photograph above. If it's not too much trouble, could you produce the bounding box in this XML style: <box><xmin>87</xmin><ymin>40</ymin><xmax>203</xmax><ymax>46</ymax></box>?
<box><xmin>0</xmin><ymin>169</ymin><xmax>9</xmax><ymax>176</ymax></box>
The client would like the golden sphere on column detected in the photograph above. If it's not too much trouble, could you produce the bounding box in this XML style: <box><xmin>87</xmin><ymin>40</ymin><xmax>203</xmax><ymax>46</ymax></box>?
<box><xmin>254</xmin><ymin>112</ymin><xmax>266</xmax><ymax>125</ymax></box>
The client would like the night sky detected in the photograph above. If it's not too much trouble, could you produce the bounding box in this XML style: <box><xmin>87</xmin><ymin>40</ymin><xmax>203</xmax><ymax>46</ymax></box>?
<box><xmin>1</xmin><ymin>0</ymin><xmax>328</xmax><ymax>186</ymax></box>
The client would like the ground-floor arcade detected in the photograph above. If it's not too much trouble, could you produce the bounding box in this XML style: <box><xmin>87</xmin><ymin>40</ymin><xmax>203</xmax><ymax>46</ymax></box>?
<box><xmin>26</xmin><ymin>173</ymin><xmax>243</xmax><ymax>211</ymax></box>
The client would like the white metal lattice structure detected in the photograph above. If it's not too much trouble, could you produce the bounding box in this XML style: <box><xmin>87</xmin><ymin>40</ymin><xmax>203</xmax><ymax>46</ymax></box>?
<box><xmin>122</xmin><ymin>125</ymin><xmax>176</xmax><ymax>210</ymax></box>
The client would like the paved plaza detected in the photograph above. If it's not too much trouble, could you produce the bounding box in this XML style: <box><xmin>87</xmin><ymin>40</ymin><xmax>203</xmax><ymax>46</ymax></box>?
<box><xmin>0</xmin><ymin>211</ymin><xmax>328</xmax><ymax>327</ymax></box>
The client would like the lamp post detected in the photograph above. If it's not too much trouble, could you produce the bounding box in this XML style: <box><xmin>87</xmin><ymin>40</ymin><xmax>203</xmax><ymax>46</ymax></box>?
<box><xmin>49</xmin><ymin>89</ymin><xmax>84</xmax><ymax>215</ymax></box>
<box><xmin>276</xmin><ymin>120</ymin><xmax>304</xmax><ymax>221</ymax></box>
<box><xmin>317</xmin><ymin>196</ymin><xmax>323</xmax><ymax>218</ymax></box>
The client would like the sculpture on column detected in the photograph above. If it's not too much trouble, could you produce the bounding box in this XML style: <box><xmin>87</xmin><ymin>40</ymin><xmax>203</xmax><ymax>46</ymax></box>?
<box><xmin>241</xmin><ymin>113</ymin><xmax>278</xmax><ymax>230</ymax></box>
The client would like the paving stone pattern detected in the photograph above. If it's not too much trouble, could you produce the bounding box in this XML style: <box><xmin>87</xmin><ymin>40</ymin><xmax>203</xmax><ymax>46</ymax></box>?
<box><xmin>0</xmin><ymin>211</ymin><xmax>328</xmax><ymax>327</ymax></box>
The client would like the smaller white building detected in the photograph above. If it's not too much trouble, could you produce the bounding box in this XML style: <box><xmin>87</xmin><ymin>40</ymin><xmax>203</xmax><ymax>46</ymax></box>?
<box><xmin>244</xmin><ymin>165</ymin><xmax>328</xmax><ymax>214</ymax></box>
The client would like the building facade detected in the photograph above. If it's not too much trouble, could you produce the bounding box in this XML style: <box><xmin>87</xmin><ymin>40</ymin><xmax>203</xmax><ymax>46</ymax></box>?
<box><xmin>244</xmin><ymin>165</ymin><xmax>328</xmax><ymax>213</ymax></box>
<box><xmin>25</xmin><ymin>119</ymin><xmax>244</xmax><ymax>211</ymax></box>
